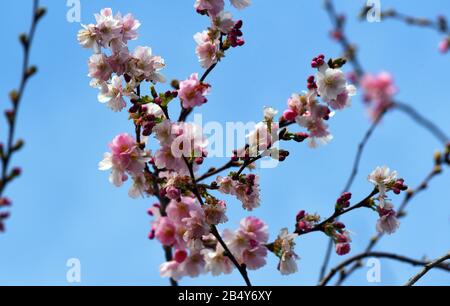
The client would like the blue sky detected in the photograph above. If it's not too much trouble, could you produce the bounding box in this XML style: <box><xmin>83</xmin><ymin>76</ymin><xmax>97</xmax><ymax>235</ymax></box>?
<box><xmin>0</xmin><ymin>0</ymin><xmax>449</xmax><ymax>286</ymax></box>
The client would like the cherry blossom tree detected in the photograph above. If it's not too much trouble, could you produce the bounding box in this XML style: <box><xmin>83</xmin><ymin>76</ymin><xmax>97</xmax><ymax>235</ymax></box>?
<box><xmin>73</xmin><ymin>0</ymin><xmax>450</xmax><ymax>286</ymax></box>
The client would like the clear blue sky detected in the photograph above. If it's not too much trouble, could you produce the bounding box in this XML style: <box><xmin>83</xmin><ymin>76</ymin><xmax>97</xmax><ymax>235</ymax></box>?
<box><xmin>0</xmin><ymin>0</ymin><xmax>449</xmax><ymax>286</ymax></box>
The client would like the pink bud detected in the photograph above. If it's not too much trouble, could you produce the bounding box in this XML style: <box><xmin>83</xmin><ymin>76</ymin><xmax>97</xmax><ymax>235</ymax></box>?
<box><xmin>174</xmin><ymin>250</ymin><xmax>188</xmax><ymax>263</ymax></box>
<box><xmin>336</xmin><ymin>243</ymin><xmax>351</xmax><ymax>256</ymax></box>
<box><xmin>283</xmin><ymin>109</ymin><xmax>298</xmax><ymax>122</ymax></box>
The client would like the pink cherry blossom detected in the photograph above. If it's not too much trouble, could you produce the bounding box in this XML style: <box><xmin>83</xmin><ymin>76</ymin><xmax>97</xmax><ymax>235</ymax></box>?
<box><xmin>160</xmin><ymin>260</ymin><xmax>183</xmax><ymax>280</ymax></box>
<box><xmin>316</xmin><ymin>64</ymin><xmax>348</xmax><ymax>103</ymax></box>
<box><xmin>97</xmin><ymin>76</ymin><xmax>132</xmax><ymax>112</ymax></box>
<box><xmin>167</xmin><ymin>196</ymin><xmax>198</xmax><ymax>224</ymax></box>
<box><xmin>230</xmin><ymin>0</ymin><xmax>251</xmax><ymax>10</ymax></box>
<box><xmin>129</xmin><ymin>46</ymin><xmax>166</xmax><ymax>83</ymax></box>
<box><xmin>203</xmin><ymin>200</ymin><xmax>228</xmax><ymax>225</ymax></box>
<box><xmin>194</xmin><ymin>31</ymin><xmax>219</xmax><ymax>69</ymax></box>
<box><xmin>98</xmin><ymin>133</ymin><xmax>150</xmax><ymax>187</ymax></box>
<box><xmin>202</xmin><ymin>244</ymin><xmax>234</xmax><ymax>276</ymax></box>
<box><xmin>239</xmin><ymin>216</ymin><xmax>269</xmax><ymax>243</ymax></box>
<box><xmin>182</xmin><ymin>252</ymin><xmax>207</xmax><ymax>277</ymax></box>
<box><xmin>155</xmin><ymin>217</ymin><xmax>177</xmax><ymax>246</ymax></box>
<box><xmin>360</xmin><ymin>72</ymin><xmax>397</xmax><ymax>121</ymax></box>
<box><xmin>182</xmin><ymin>209</ymin><xmax>210</xmax><ymax>250</ymax></box>
<box><xmin>194</xmin><ymin>0</ymin><xmax>225</xmax><ymax>16</ymax></box>
<box><xmin>376</xmin><ymin>202</ymin><xmax>400</xmax><ymax>235</ymax></box>
<box><xmin>178</xmin><ymin>73</ymin><xmax>211</xmax><ymax>109</ymax></box>
<box><xmin>120</xmin><ymin>13</ymin><xmax>141</xmax><ymax>42</ymax></box>
<box><xmin>439</xmin><ymin>39</ymin><xmax>449</xmax><ymax>53</ymax></box>
<box><xmin>88</xmin><ymin>54</ymin><xmax>113</xmax><ymax>82</ymax></box>
<box><xmin>94</xmin><ymin>8</ymin><xmax>123</xmax><ymax>48</ymax></box>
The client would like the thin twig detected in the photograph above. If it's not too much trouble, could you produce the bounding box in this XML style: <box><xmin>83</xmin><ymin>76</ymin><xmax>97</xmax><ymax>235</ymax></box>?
<box><xmin>0</xmin><ymin>0</ymin><xmax>45</xmax><ymax>232</ymax></box>
<box><xmin>404</xmin><ymin>252</ymin><xmax>450</xmax><ymax>286</ymax></box>
<box><xmin>319</xmin><ymin>251</ymin><xmax>450</xmax><ymax>286</ymax></box>
<box><xmin>393</xmin><ymin>101</ymin><xmax>449</xmax><ymax>145</ymax></box>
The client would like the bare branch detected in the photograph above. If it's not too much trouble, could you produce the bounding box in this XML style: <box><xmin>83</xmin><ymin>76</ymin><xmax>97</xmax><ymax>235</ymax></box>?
<box><xmin>319</xmin><ymin>251</ymin><xmax>450</xmax><ymax>286</ymax></box>
<box><xmin>404</xmin><ymin>252</ymin><xmax>450</xmax><ymax>286</ymax></box>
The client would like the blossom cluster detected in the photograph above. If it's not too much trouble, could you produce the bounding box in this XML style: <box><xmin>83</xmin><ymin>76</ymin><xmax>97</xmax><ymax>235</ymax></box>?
<box><xmin>194</xmin><ymin>0</ymin><xmax>250</xmax><ymax>69</ymax></box>
<box><xmin>78</xmin><ymin>8</ymin><xmax>165</xmax><ymax>112</ymax></box>
<box><xmin>282</xmin><ymin>55</ymin><xmax>356</xmax><ymax>147</ymax></box>
<box><xmin>368</xmin><ymin>166</ymin><xmax>408</xmax><ymax>234</ymax></box>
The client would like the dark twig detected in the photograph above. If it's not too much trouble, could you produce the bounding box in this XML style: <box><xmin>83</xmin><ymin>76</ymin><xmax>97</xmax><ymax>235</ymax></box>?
<box><xmin>393</xmin><ymin>101</ymin><xmax>449</xmax><ymax>145</ymax></box>
<box><xmin>0</xmin><ymin>0</ymin><xmax>45</xmax><ymax>232</ymax></box>
<box><xmin>404</xmin><ymin>252</ymin><xmax>450</xmax><ymax>286</ymax></box>
<box><xmin>319</xmin><ymin>251</ymin><xmax>450</xmax><ymax>286</ymax></box>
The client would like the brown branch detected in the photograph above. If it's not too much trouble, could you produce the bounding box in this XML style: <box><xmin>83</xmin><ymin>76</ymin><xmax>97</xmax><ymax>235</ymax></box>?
<box><xmin>0</xmin><ymin>0</ymin><xmax>45</xmax><ymax>232</ymax></box>
<box><xmin>404</xmin><ymin>252</ymin><xmax>450</xmax><ymax>286</ymax></box>
<box><xmin>318</xmin><ymin>251</ymin><xmax>450</xmax><ymax>286</ymax></box>
<box><xmin>296</xmin><ymin>189</ymin><xmax>378</xmax><ymax>238</ymax></box>
<box><xmin>196</xmin><ymin>160</ymin><xmax>241</xmax><ymax>183</ymax></box>
<box><xmin>373</xmin><ymin>8</ymin><xmax>450</xmax><ymax>36</ymax></box>
<box><xmin>393</xmin><ymin>101</ymin><xmax>449</xmax><ymax>145</ymax></box>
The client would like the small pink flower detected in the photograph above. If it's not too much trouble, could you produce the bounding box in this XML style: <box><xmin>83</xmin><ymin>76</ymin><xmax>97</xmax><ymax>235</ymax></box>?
<box><xmin>202</xmin><ymin>245</ymin><xmax>234</xmax><ymax>276</ymax></box>
<box><xmin>203</xmin><ymin>201</ymin><xmax>228</xmax><ymax>225</ymax></box>
<box><xmin>239</xmin><ymin>216</ymin><xmax>269</xmax><ymax>243</ymax></box>
<box><xmin>166</xmin><ymin>186</ymin><xmax>181</xmax><ymax>200</ymax></box>
<box><xmin>154</xmin><ymin>146</ymin><xmax>189</xmax><ymax>175</ymax></box>
<box><xmin>376</xmin><ymin>203</ymin><xmax>400</xmax><ymax>235</ymax></box>
<box><xmin>178</xmin><ymin>73</ymin><xmax>211</xmax><ymax>109</ymax></box>
<box><xmin>230</xmin><ymin>0</ymin><xmax>251</xmax><ymax>10</ymax></box>
<box><xmin>88</xmin><ymin>54</ymin><xmax>113</xmax><ymax>82</ymax></box>
<box><xmin>98</xmin><ymin>133</ymin><xmax>149</xmax><ymax>187</ymax></box>
<box><xmin>160</xmin><ymin>260</ymin><xmax>183</xmax><ymax>280</ymax></box>
<box><xmin>194</xmin><ymin>0</ymin><xmax>225</xmax><ymax>16</ymax></box>
<box><xmin>167</xmin><ymin>196</ymin><xmax>198</xmax><ymax>224</ymax></box>
<box><xmin>154</xmin><ymin>217</ymin><xmax>177</xmax><ymax>246</ymax></box>
<box><xmin>182</xmin><ymin>209</ymin><xmax>210</xmax><ymax>250</ymax></box>
<box><xmin>361</xmin><ymin>72</ymin><xmax>397</xmax><ymax>121</ymax></box>
<box><xmin>120</xmin><ymin>13</ymin><xmax>141</xmax><ymax>42</ymax></box>
<box><xmin>129</xmin><ymin>46</ymin><xmax>166</xmax><ymax>83</ymax></box>
<box><xmin>439</xmin><ymin>39</ymin><xmax>449</xmax><ymax>53</ymax></box>
<box><xmin>242</xmin><ymin>246</ymin><xmax>267</xmax><ymax>270</ymax></box>
<box><xmin>94</xmin><ymin>8</ymin><xmax>123</xmax><ymax>47</ymax></box>
<box><xmin>194</xmin><ymin>31</ymin><xmax>219</xmax><ymax>69</ymax></box>
<box><xmin>182</xmin><ymin>252</ymin><xmax>206</xmax><ymax>277</ymax></box>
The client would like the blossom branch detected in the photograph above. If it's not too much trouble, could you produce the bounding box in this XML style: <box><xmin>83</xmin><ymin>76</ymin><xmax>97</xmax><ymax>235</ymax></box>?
<box><xmin>196</xmin><ymin>160</ymin><xmax>241</xmax><ymax>183</ymax></box>
<box><xmin>333</xmin><ymin>150</ymin><xmax>449</xmax><ymax>286</ymax></box>
<box><xmin>178</xmin><ymin>35</ymin><xmax>224</xmax><ymax>123</ymax></box>
<box><xmin>295</xmin><ymin>189</ymin><xmax>378</xmax><ymax>237</ymax></box>
<box><xmin>404</xmin><ymin>252</ymin><xmax>450</xmax><ymax>286</ymax></box>
<box><xmin>0</xmin><ymin>0</ymin><xmax>45</xmax><ymax>232</ymax></box>
<box><xmin>318</xmin><ymin>251</ymin><xmax>450</xmax><ymax>286</ymax></box>
<box><xmin>182</xmin><ymin>156</ymin><xmax>252</xmax><ymax>287</ymax></box>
